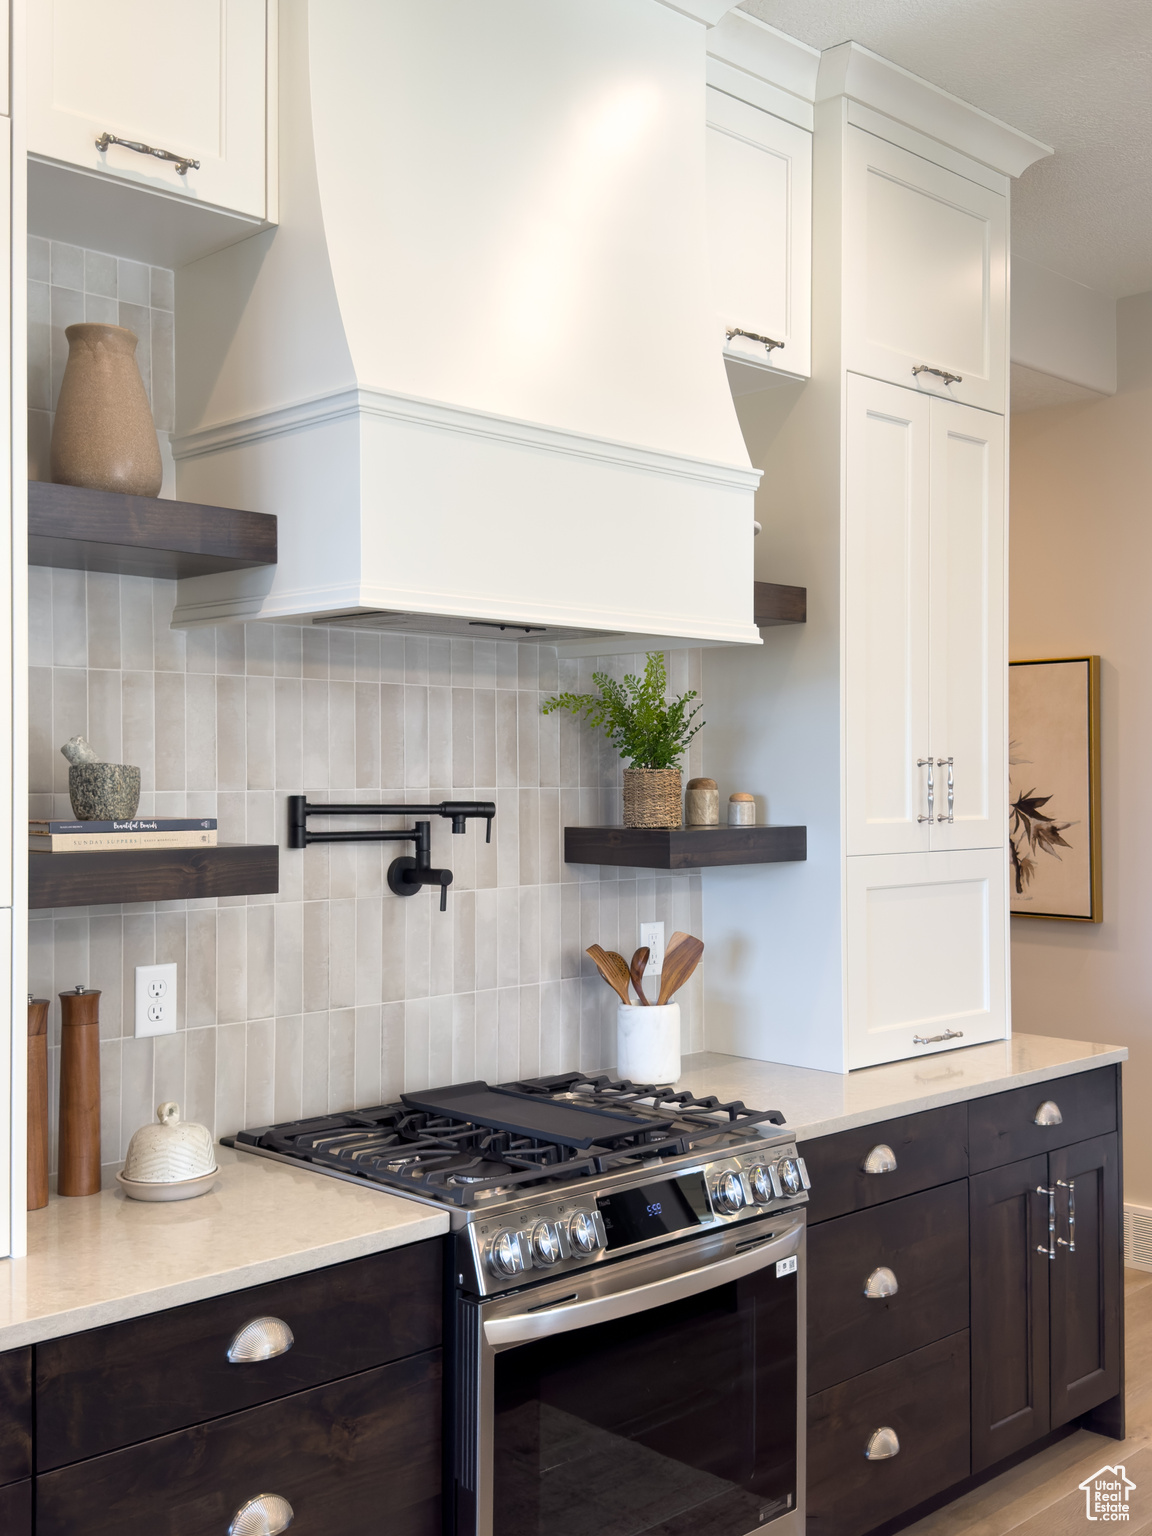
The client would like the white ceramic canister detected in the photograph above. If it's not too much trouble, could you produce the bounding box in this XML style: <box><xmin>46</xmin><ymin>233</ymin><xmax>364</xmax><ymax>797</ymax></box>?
<box><xmin>616</xmin><ymin>1003</ymin><xmax>681</xmax><ymax>1086</ymax></box>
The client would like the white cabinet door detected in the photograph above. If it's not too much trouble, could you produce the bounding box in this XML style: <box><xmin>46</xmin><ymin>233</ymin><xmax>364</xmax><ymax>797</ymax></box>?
<box><xmin>706</xmin><ymin>86</ymin><xmax>811</xmax><ymax>386</ymax></box>
<box><xmin>28</xmin><ymin>0</ymin><xmax>268</xmax><ymax>219</ymax></box>
<box><xmin>929</xmin><ymin>400</ymin><xmax>1005</xmax><ymax>852</ymax></box>
<box><xmin>843</xmin><ymin>126</ymin><xmax>1007</xmax><ymax>413</ymax></box>
<box><xmin>846</xmin><ymin>847</ymin><xmax>1008</xmax><ymax>1069</ymax></box>
<box><xmin>845</xmin><ymin>375</ymin><xmax>931</xmax><ymax>856</ymax></box>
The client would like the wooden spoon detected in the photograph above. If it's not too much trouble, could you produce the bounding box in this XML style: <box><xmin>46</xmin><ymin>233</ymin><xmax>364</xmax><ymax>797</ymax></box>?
<box><xmin>586</xmin><ymin>944</ymin><xmax>632</xmax><ymax>1006</ymax></box>
<box><xmin>629</xmin><ymin>947</ymin><xmax>651</xmax><ymax>1005</ymax></box>
<box><xmin>657</xmin><ymin>932</ymin><xmax>704</xmax><ymax>1005</ymax></box>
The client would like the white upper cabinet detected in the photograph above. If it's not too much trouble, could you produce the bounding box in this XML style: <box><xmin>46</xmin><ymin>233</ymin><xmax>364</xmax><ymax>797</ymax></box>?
<box><xmin>842</xmin><ymin>125</ymin><xmax>1007</xmax><ymax>413</ymax></box>
<box><xmin>845</xmin><ymin>376</ymin><xmax>1005</xmax><ymax>860</ymax></box>
<box><xmin>845</xmin><ymin>375</ymin><xmax>931</xmax><ymax>856</ymax></box>
<box><xmin>928</xmin><ymin>399</ymin><xmax>1005</xmax><ymax>852</ymax></box>
<box><xmin>28</xmin><ymin>0</ymin><xmax>270</xmax><ymax>221</ymax></box>
<box><xmin>707</xmin><ymin>87</ymin><xmax>812</xmax><ymax>386</ymax></box>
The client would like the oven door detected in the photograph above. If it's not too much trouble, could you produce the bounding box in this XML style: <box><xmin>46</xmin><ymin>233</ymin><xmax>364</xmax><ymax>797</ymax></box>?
<box><xmin>454</xmin><ymin>1215</ymin><xmax>805</xmax><ymax>1536</ymax></box>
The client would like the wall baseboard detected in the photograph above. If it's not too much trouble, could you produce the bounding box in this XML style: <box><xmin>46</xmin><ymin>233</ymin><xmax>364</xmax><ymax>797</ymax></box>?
<box><xmin>1123</xmin><ymin>1204</ymin><xmax>1152</xmax><ymax>1271</ymax></box>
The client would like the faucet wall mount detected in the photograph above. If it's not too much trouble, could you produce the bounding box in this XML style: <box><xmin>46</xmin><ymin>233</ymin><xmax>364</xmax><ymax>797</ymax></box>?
<box><xmin>287</xmin><ymin>796</ymin><xmax>495</xmax><ymax>911</ymax></box>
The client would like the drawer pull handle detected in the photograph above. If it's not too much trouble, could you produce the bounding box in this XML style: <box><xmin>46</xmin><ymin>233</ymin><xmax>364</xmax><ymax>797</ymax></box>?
<box><xmin>726</xmin><ymin>326</ymin><xmax>784</xmax><ymax>355</ymax></box>
<box><xmin>864</xmin><ymin>1265</ymin><xmax>899</xmax><ymax>1299</ymax></box>
<box><xmin>862</xmin><ymin>1144</ymin><xmax>897</xmax><ymax>1175</ymax></box>
<box><xmin>913</xmin><ymin>1029</ymin><xmax>963</xmax><ymax>1046</ymax></box>
<box><xmin>1057</xmin><ymin>1177</ymin><xmax>1076</xmax><ymax>1252</ymax></box>
<box><xmin>95</xmin><ymin>132</ymin><xmax>200</xmax><ymax>176</ymax></box>
<box><xmin>1037</xmin><ymin>1184</ymin><xmax>1057</xmax><ymax>1260</ymax></box>
<box><xmin>912</xmin><ymin>364</ymin><xmax>962</xmax><ymax>385</ymax></box>
<box><xmin>865</xmin><ymin>1426</ymin><xmax>900</xmax><ymax>1461</ymax></box>
<box><xmin>227</xmin><ymin>1316</ymin><xmax>295</xmax><ymax>1364</ymax></box>
<box><xmin>228</xmin><ymin>1492</ymin><xmax>294</xmax><ymax>1536</ymax></box>
<box><xmin>1034</xmin><ymin>1100</ymin><xmax>1063</xmax><ymax>1127</ymax></box>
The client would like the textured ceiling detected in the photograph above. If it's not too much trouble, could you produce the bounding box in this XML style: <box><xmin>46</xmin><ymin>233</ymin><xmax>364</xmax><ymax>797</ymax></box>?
<box><xmin>739</xmin><ymin>0</ymin><xmax>1152</xmax><ymax>297</ymax></box>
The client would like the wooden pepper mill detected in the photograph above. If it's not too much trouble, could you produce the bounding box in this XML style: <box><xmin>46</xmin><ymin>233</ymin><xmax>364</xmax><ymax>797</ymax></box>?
<box><xmin>27</xmin><ymin>996</ymin><xmax>49</xmax><ymax>1210</ymax></box>
<box><xmin>58</xmin><ymin>986</ymin><xmax>101</xmax><ymax>1197</ymax></box>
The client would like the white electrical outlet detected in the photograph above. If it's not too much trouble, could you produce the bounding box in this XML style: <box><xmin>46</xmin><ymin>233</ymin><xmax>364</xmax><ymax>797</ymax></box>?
<box><xmin>640</xmin><ymin>922</ymin><xmax>665</xmax><ymax>975</ymax></box>
<box><xmin>135</xmin><ymin>963</ymin><xmax>178</xmax><ymax>1037</ymax></box>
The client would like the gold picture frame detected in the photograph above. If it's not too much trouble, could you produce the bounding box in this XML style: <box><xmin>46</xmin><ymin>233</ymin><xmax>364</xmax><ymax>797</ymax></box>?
<box><xmin>1009</xmin><ymin>656</ymin><xmax>1101</xmax><ymax>922</ymax></box>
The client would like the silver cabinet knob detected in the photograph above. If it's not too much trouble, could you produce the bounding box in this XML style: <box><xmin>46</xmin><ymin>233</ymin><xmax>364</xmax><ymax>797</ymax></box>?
<box><xmin>862</xmin><ymin>1144</ymin><xmax>897</xmax><ymax>1175</ymax></box>
<box><xmin>228</xmin><ymin>1492</ymin><xmax>294</xmax><ymax>1535</ymax></box>
<box><xmin>1034</xmin><ymin>1100</ymin><xmax>1063</xmax><ymax>1126</ymax></box>
<box><xmin>227</xmin><ymin>1317</ymin><xmax>295</xmax><ymax>1364</ymax></box>
<box><xmin>864</xmin><ymin>1266</ymin><xmax>899</xmax><ymax>1299</ymax></box>
<box><xmin>865</xmin><ymin>1427</ymin><xmax>900</xmax><ymax>1461</ymax></box>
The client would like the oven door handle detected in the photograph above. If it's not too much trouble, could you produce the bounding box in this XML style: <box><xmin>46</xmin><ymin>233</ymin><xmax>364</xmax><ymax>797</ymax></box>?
<box><xmin>483</xmin><ymin>1222</ymin><xmax>802</xmax><ymax>1347</ymax></box>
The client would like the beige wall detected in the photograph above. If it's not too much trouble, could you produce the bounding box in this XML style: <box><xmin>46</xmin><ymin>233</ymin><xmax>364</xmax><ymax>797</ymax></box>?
<box><xmin>1010</xmin><ymin>291</ymin><xmax>1152</xmax><ymax>1204</ymax></box>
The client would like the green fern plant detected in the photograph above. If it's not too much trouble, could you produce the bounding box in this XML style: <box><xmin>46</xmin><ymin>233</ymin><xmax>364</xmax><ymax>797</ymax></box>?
<box><xmin>541</xmin><ymin>653</ymin><xmax>703</xmax><ymax>770</ymax></box>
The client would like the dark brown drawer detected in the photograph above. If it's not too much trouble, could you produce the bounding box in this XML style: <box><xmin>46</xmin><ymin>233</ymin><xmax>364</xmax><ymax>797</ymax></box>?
<box><xmin>808</xmin><ymin>1181</ymin><xmax>968</xmax><ymax>1394</ymax></box>
<box><xmin>0</xmin><ymin>1348</ymin><xmax>31</xmax><ymax>1486</ymax></box>
<box><xmin>36</xmin><ymin>1238</ymin><xmax>443</xmax><ymax>1472</ymax></box>
<box><xmin>968</xmin><ymin>1066</ymin><xmax>1117</xmax><ymax>1173</ymax></box>
<box><xmin>807</xmin><ymin>1332</ymin><xmax>970</xmax><ymax>1536</ymax></box>
<box><xmin>0</xmin><ymin>1479</ymin><xmax>30</xmax><ymax>1535</ymax></box>
<box><xmin>800</xmin><ymin>1104</ymin><xmax>968</xmax><ymax>1223</ymax></box>
<box><xmin>36</xmin><ymin>1349</ymin><xmax>441</xmax><ymax>1536</ymax></box>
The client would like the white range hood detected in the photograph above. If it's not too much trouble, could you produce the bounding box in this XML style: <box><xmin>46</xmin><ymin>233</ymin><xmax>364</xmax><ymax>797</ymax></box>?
<box><xmin>171</xmin><ymin>0</ymin><xmax>762</xmax><ymax>649</ymax></box>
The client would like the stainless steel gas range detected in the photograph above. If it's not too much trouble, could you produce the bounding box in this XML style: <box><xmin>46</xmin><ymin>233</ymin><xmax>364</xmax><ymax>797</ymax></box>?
<box><xmin>232</xmin><ymin>1072</ymin><xmax>809</xmax><ymax>1536</ymax></box>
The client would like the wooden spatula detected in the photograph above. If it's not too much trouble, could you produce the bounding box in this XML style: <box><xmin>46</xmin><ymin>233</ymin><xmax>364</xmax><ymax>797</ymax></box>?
<box><xmin>586</xmin><ymin>944</ymin><xmax>633</xmax><ymax>1006</ymax></box>
<box><xmin>657</xmin><ymin>932</ymin><xmax>704</xmax><ymax>1005</ymax></box>
<box><xmin>629</xmin><ymin>947</ymin><xmax>651</xmax><ymax>1005</ymax></box>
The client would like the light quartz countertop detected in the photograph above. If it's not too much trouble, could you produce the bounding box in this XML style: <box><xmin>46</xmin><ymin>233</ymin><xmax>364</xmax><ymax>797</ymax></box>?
<box><xmin>0</xmin><ymin>1145</ymin><xmax>447</xmax><ymax>1350</ymax></box>
<box><xmin>672</xmin><ymin>1032</ymin><xmax>1127</xmax><ymax>1143</ymax></box>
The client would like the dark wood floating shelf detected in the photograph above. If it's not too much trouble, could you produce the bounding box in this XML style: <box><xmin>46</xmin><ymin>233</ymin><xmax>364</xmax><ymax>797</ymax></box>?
<box><xmin>564</xmin><ymin>824</ymin><xmax>807</xmax><ymax>871</ymax></box>
<box><xmin>754</xmin><ymin>581</ymin><xmax>806</xmax><ymax>627</ymax></box>
<box><xmin>29</xmin><ymin>844</ymin><xmax>279</xmax><ymax>910</ymax></box>
<box><xmin>28</xmin><ymin>480</ymin><xmax>278</xmax><ymax>579</ymax></box>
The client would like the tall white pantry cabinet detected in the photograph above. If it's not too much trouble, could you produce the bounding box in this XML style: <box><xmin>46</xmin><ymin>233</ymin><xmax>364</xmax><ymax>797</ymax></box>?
<box><xmin>703</xmin><ymin>44</ymin><xmax>1051</xmax><ymax>1072</ymax></box>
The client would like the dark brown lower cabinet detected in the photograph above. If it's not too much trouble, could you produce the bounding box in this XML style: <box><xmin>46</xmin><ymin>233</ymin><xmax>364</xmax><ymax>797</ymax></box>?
<box><xmin>807</xmin><ymin>1332</ymin><xmax>970</xmax><ymax>1536</ymax></box>
<box><xmin>35</xmin><ymin>1348</ymin><xmax>442</xmax><ymax>1536</ymax></box>
<box><xmin>970</xmin><ymin>1134</ymin><xmax>1121</xmax><ymax>1473</ymax></box>
<box><xmin>0</xmin><ymin>1479</ymin><xmax>31</xmax><ymax>1535</ymax></box>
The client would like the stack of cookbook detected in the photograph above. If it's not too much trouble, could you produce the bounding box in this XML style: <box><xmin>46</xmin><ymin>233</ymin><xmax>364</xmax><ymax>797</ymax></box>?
<box><xmin>29</xmin><ymin>818</ymin><xmax>218</xmax><ymax>853</ymax></box>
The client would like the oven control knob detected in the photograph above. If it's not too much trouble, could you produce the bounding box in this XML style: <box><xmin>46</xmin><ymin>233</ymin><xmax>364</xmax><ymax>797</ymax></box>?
<box><xmin>713</xmin><ymin>1171</ymin><xmax>746</xmax><ymax>1214</ymax></box>
<box><xmin>747</xmin><ymin>1165</ymin><xmax>773</xmax><ymax>1205</ymax></box>
<box><xmin>531</xmin><ymin>1221</ymin><xmax>562</xmax><ymax>1266</ymax></box>
<box><xmin>777</xmin><ymin>1158</ymin><xmax>803</xmax><ymax>1198</ymax></box>
<box><xmin>488</xmin><ymin>1230</ymin><xmax>527</xmax><ymax>1278</ymax></box>
<box><xmin>569</xmin><ymin>1211</ymin><xmax>600</xmax><ymax>1254</ymax></box>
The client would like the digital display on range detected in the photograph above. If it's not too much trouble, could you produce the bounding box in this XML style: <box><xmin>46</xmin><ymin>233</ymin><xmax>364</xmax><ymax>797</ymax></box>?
<box><xmin>596</xmin><ymin>1172</ymin><xmax>710</xmax><ymax>1250</ymax></box>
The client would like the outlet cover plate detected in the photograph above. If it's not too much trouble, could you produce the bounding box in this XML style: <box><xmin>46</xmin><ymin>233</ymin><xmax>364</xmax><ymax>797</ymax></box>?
<box><xmin>640</xmin><ymin>922</ymin><xmax>665</xmax><ymax>975</ymax></box>
<box><xmin>135</xmin><ymin>962</ymin><xmax>177</xmax><ymax>1037</ymax></box>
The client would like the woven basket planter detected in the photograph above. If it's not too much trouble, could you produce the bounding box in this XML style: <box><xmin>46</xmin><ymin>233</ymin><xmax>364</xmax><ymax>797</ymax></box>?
<box><xmin>622</xmin><ymin>768</ymin><xmax>683</xmax><ymax>828</ymax></box>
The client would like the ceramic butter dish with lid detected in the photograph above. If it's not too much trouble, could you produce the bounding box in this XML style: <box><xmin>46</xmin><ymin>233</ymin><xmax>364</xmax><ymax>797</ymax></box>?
<box><xmin>118</xmin><ymin>1102</ymin><xmax>218</xmax><ymax>1201</ymax></box>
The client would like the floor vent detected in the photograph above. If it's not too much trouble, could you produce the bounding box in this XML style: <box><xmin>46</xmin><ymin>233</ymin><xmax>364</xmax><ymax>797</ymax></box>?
<box><xmin>1123</xmin><ymin>1205</ymin><xmax>1152</xmax><ymax>1270</ymax></box>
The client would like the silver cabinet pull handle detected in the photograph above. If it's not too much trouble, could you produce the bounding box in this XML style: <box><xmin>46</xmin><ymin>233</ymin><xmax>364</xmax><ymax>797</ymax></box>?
<box><xmin>912</xmin><ymin>365</ymin><xmax>962</xmax><ymax>385</ymax></box>
<box><xmin>1037</xmin><ymin>1185</ymin><xmax>1057</xmax><ymax>1260</ymax></box>
<box><xmin>865</xmin><ymin>1426</ymin><xmax>900</xmax><ymax>1460</ymax></box>
<box><xmin>862</xmin><ymin>1144</ymin><xmax>897</xmax><ymax>1175</ymax></box>
<box><xmin>917</xmin><ymin>757</ymin><xmax>934</xmax><ymax>823</ymax></box>
<box><xmin>1034</xmin><ymin>1100</ymin><xmax>1063</xmax><ymax>1126</ymax></box>
<box><xmin>864</xmin><ymin>1265</ymin><xmax>898</xmax><ymax>1299</ymax></box>
<box><xmin>228</xmin><ymin>1492</ymin><xmax>294</xmax><ymax>1536</ymax></box>
<box><xmin>227</xmin><ymin>1316</ymin><xmax>295</xmax><ymax>1364</ymax></box>
<box><xmin>1057</xmin><ymin>1178</ymin><xmax>1076</xmax><ymax>1252</ymax></box>
<box><xmin>95</xmin><ymin>132</ymin><xmax>200</xmax><ymax>175</ymax></box>
<box><xmin>726</xmin><ymin>327</ymin><xmax>784</xmax><ymax>354</ymax></box>
<box><xmin>936</xmin><ymin>756</ymin><xmax>954</xmax><ymax>822</ymax></box>
<box><xmin>913</xmin><ymin>1029</ymin><xmax>964</xmax><ymax>1046</ymax></box>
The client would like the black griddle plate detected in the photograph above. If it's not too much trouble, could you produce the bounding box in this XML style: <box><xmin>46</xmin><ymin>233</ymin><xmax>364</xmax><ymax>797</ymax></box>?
<box><xmin>399</xmin><ymin>1081</ymin><xmax>679</xmax><ymax>1149</ymax></box>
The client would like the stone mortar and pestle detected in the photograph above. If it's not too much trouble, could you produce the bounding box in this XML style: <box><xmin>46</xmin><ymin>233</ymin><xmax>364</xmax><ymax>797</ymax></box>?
<box><xmin>60</xmin><ymin>736</ymin><xmax>141</xmax><ymax>821</ymax></box>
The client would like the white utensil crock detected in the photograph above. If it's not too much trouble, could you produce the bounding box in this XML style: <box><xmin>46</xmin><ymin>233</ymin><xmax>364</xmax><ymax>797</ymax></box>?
<box><xmin>616</xmin><ymin>1003</ymin><xmax>680</xmax><ymax>1086</ymax></box>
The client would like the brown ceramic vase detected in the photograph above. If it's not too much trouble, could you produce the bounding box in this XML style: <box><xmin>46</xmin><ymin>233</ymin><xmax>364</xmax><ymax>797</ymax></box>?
<box><xmin>50</xmin><ymin>323</ymin><xmax>163</xmax><ymax>497</ymax></box>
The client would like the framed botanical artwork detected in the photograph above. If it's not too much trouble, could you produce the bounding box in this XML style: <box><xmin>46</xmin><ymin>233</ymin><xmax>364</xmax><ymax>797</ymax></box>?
<box><xmin>1008</xmin><ymin>656</ymin><xmax>1101</xmax><ymax>922</ymax></box>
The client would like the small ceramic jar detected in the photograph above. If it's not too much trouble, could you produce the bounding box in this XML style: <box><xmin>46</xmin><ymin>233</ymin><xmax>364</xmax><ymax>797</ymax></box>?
<box><xmin>728</xmin><ymin>792</ymin><xmax>756</xmax><ymax>826</ymax></box>
<box><xmin>123</xmin><ymin>1102</ymin><xmax>216</xmax><ymax>1183</ymax></box>
<box><xmin>685</xmin><ymin>777</ymin><xmax>720</xmax><ymax>826</ymax></box>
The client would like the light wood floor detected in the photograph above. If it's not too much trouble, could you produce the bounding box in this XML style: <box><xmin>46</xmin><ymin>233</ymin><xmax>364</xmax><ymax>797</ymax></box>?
<box><xmin>905</xmin><ymin>1269</ymin><xmax>1152</xmax><ymax>1535</ymax></box>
